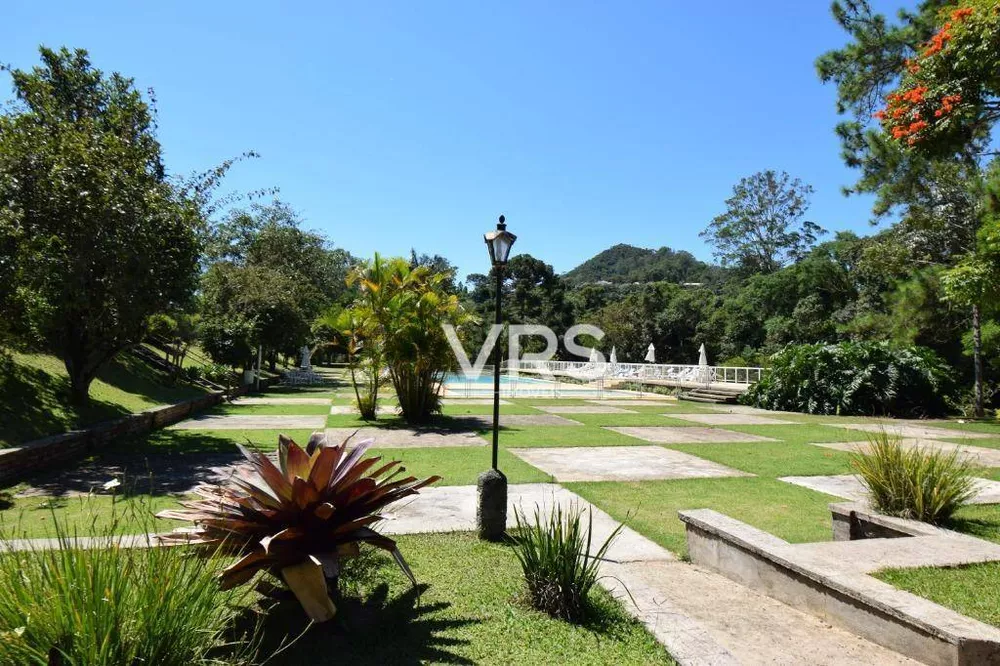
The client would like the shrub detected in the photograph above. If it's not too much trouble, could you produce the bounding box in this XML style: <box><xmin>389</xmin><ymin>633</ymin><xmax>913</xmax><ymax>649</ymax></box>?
<box><xmin>852</xmin><ymin>430</ymin><xmax>979</xmax><ymax>524</ymax></box>
<box><xmin>510</xmin><ymin>503</ymin><xmax>622</xmax><ymax>623</ymax></box>
<box><xmin>158</xmin><ymin>432</ymin><xmax>440</xmax><ymax>622</ymax></box>
<box><xmin>0</xmin><ymin>527</ymin><xmax>253</xmax><ymax>665</ymax></box>
<box><xmin>742</xmin><ymin>340</ymin><xmax>955</xmax><ymax>417</ymax></box>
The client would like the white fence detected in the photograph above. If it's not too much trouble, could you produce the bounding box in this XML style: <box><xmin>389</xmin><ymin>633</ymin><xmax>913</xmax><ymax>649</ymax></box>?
<box><xmin>507</xmin><ymin>360</ymin><xmax>764</xmax><ymax>387</ymax></box>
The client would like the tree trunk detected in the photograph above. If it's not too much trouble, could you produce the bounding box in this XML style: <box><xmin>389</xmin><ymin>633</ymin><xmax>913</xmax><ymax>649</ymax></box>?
<box><xmin>972</xmin><ymin>303</ymin><xmax>984</xmax><ymax>419</ymax></box>
<box><xmin>66</xmin><ymin>359</ymin><xmax>97</xmax><ymax>406</ymax></box>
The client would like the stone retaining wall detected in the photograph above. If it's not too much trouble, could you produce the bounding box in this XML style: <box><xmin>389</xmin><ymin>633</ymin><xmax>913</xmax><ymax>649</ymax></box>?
<box><xmin>0</xmin><ymin>377</ymin><xmax>279</xmax><ymax>487</ymax></box>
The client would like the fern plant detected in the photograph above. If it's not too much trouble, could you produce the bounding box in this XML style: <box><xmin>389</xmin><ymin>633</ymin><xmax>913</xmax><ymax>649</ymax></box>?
<box><xmin>851</xmin><ymin>430</ymin><xmax>979</xmax><ymax>524</ymax></box>
<box><xmin>510</xmin><ymin>503</ymin><xmax>622</xmax><ymax>623</ymax></box>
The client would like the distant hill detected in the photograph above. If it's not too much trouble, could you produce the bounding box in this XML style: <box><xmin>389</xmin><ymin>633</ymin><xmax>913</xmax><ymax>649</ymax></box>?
<box><xmin>564</xmin><ymin>244</ymin><xmax>718</xmax><ymax>285</ymax></box>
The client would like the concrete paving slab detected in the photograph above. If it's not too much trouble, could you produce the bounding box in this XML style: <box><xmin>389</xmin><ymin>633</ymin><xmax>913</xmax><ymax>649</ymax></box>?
<box><xmin>827</xmin><ymin>422</ymin><xmax>993</xmax><ymax>440</ymax></box>
<box><xmin>606</xmin><ymin>426</ymin><xmax>778</xmax><ymax>444</ymax></box>
<box><xmin>779</xmin><ymin>474</ymin><xmax>1000</xmax><ymax>505</ymax></box>
<box><xmin>329</xmin><ymin>405</ymin><xmax>396</xmax><ymax>415</ymax></box>
<box><xmin>669</xmin><ymin>413</ymin><xmax>797</xmax><ymax>426</ymax></box>
<box><xmin>379</xmin><ymin>483</ymin><xmax>674</xmax><ymax>564</ymax></box>
<box><xmin>169</xmin><ymin>415</ymin><xmax>327</xmax><ymax>430</ymax></box>
<box><xmin>324</xmin><ymin>427</ymin><xmax>486</xmax><ymax>448</ymax></box>
<box><xmin>535</xmin><ymin>405</ymin><xmax>637</xmax><ymax>414</ymax></box>
<box><xmin>452</xmin><ymin>414</ymin><xmax>585</xmax><ymax>428</ymax></box>
<box><xmin>787</xmin><ymin>534</ymin><xmax>1000</xmax><ymax>574</ymax></box>
<box><xmin>809</xmin><ymin>439</ymin><xmax>1000</xmax><ymax>467</ymax></box>
<box><xmin>440</xmin><ymin>398</ymin><xmax>512</xmax><ymax>406</ymax></box>
<box><xmin>587</xmin><ymin>399</ymin><xmax>676</xmax><ymax>406</ymax></box>
<box><xmin>230</xmin><ymin>397</ymin><xmax>331</xmax><ymax>405</ymax></box>
<box><xmin>509</xmin><ymin>445</ymin><xmax>751</xmax><ymax>482</ymax></box>
<box><xmin>600</xmin><ymin>560</ymin><xmax>919</xmax><ymax>666</ymax></box>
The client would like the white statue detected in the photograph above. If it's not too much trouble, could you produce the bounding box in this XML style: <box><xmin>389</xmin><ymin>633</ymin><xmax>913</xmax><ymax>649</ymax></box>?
<box><xmin>300</xmin><ymin>345</ymin><xmax>312</xmax><ymax>369</ymax></box>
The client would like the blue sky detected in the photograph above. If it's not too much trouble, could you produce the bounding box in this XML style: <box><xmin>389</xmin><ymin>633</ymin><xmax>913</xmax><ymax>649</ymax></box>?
<box><xmin>2</xmin><ymin>1</ymin><xmax>913</xmax><ymax>281</ymax></box>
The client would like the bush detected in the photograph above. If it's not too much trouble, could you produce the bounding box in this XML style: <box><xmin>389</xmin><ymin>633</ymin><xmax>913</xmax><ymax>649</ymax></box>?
<box><xmin>852</xmin><ymin>431</ymin><xmax>979</xmax><ymax>524</ymax></box>
<box><xmin>742</xmin><ymin>341</ymin><xmax>955</xmax><ymax>417</ymax></box>
<box><xmin>0</xmin><ymin>521</ymin><xmax>255</xmax><ymax>665</ymax></box>
<box><xmin>510</xmin><ymin>503</ymin><xmax>622</xmax><ymax>623</ymax></box>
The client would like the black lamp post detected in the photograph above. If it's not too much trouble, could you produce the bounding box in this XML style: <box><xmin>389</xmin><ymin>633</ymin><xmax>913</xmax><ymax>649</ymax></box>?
<box><xmin>477</xmin><ymin>214</ymin><xmax>516</xmax><ymax>541</ymax></box>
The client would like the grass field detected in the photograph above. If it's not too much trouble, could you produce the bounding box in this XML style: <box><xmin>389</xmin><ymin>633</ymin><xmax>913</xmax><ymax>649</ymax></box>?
<box><xmin>256</xmin><ymin>532</ymin><xmax>675</xmax><ymax>665</ymax></box>
<box><xmin>875</xmin><ymin>562</ymin><xmax>1000</xmax><ymax>628</ymax></box>
<box><xmin>0</xmin><ymin>352</ymin><xmax>208</xmax><ymax>447</ymax></box>
<box><xmin>568</xmin><ymin>477</ymin><xmax>839</xmax><ymax>556</ymax></box>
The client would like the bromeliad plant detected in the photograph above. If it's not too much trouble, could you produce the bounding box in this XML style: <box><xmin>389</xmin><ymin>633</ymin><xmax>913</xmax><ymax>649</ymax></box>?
<box><xmin>158</xmin><ymin>432</ymin><xmax>440</xmax><ymax>621</ymax></box>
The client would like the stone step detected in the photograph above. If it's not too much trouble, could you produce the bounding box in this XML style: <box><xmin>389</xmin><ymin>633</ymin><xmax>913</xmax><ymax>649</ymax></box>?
<box><xmin>679</xmin><ymin>508</ymin><xmax>1000</xmax><ymax>666</ymax></box>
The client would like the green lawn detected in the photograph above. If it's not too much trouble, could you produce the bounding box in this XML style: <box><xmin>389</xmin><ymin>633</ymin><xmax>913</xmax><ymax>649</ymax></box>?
<box><xmin>664</xmin><ymin>441</ymin><xmax>855</xmax><ymax>477</ymax></box>
<box><xmin>874</xmin><ymin>562</ymin><xmax>1000</xmax><ymax>628</ymax></box>
<box><xmin>440</xmin><ymin>403</ymin><xmax>542</xmax><ymax>416</ymax></box>
<box><xmin>255</xmin><ymin>532</ymin><xmax>675</xmax><ymax>665</ymax></box>
<box><xmin>560</xmin><ymin>413</ymin><xmax>694</xmax><ymax>427</ymax></box>
<box><xmin>369</xmin><ymin>447</ymin><xmax>552</xmax><ymax>486</ymax></box>
<box><xmin>0</xmin><ymin>493</ymin><xmax>183</xmax><ymax>540</ymax></box>
<box><xmin>946</xmin><ymin>504</ymin><xmax>1000</xmax><ymax>545</ymax></box>
<box><xmin>568</xmin><ymin>477</ymin><xmax>839</xmax><ymax>556</ymax></box>
<box><xmin>0</xmin><ymin>352</ymin><xmax>208</xmax><ymax>447</ymax></box>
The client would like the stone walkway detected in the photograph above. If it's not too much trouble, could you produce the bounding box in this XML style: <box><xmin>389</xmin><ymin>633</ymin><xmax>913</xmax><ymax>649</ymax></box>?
<box><xmin>827</xmin><ymin>422</ymin><xmax>994</xmax><ymax>440</ymax></box>
<box><xmin>230</xmin><ymin>397</ymin><xmax>332</xmax><ymax>405</ymax></box>
<box><xmin>509</xmin><ymin>446</ymin><xmax>752</xmax><ymax>482</ymax></box>
<box><xmin>779</xmin><ymin>474</ymin><xmax>1000</xmax><ymax>505</ymax></box>
<box><xmin>535</xmin><ymin>405</ymin><xmax>637</xmax><ymax>414</ymax></box>
<box><xmin>607</xmin><ymin>426</ymin><xmax>777</xmax><ymax>444</ymax></box>
<box><xmin>169</xmin><ymin>415</ymin><xmax>327</xmax><ymax>430</ymax></box>
<box><xmin>809</xmin><ymin>439</ymin><xmax>1000</xmax><ymax>467</ymax></box>
<box><xmin>324</xmin><ymin>427</ymin><xmax>486</xmax><ymax>448</ymax></box>
<box><xmin>377</xmin><ymin>484</ymin><xmax>920</xmax><ymax>665</ymax></box>
<box><xmin>669</xmin><ymin>413</ymin><xmax>795</xmax><ymax>426</ymax></box>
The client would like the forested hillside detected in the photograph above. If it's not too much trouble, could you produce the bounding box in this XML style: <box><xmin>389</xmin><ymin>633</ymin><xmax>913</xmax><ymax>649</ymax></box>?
<box><xmin>563</xmin><ymin>244</ymin><xmax>720</xmax><ymax>285</ymax></box>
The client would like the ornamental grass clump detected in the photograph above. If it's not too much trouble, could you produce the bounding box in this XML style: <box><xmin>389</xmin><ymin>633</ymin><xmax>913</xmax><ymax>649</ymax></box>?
<box><xmin>510</xmin><ymin>503</ymin><xmax>622</xmax><ymax>623</ymax></box>
<box><xmin>851</xmin><ymin>430</ymin><xmax>979</xmax><ymax>524</ymax></box>
<box><xmin>0</xmin><ymin>520</ymin><xmax>254</xmax><ymax>665</ymax></box>
<box><xmin>158</xmin><ymin>431</ymin><xmax>440</xmax><ymax>622</ymax></box>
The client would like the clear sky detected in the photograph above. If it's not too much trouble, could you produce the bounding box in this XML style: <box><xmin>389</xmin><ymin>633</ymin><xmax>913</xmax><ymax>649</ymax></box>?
<box><xmin>2</xmin><ymin>1</ymin><xmax>913</xmax><ymax>281</ymax></box>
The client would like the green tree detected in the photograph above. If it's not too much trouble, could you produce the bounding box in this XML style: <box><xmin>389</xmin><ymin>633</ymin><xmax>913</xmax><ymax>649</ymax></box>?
<box><xmin>0</xmin><ymin>47</ymin><xmax>202</xmax><ymax>403</ymax></box>
<box><xmin>345</xmin><ymin>255</ymin><xmax>471</xmax><ymax>423</ymax></box>
<box><xmin>818</xmin><ymin>1</ymin><xmax>998</xmax><ymax>414</ymax></box>
<box><xmin>701</xmin><ymin>170</ymin><xmax>825</xmax><ymax>275</ymax></box>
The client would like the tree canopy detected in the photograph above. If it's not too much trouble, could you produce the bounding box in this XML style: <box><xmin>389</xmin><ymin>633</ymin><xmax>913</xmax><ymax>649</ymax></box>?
<box><xmin>0</xmin><ymin>47</ymin><xmax>202</xmax><ymax>402</ymax></box>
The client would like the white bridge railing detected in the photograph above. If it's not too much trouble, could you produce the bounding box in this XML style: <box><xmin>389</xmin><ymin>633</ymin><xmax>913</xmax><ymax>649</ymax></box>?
<box><xmin>507</xmin><ymin>360</ymin><xmax>764</xmax><ymax>386</ymax></box>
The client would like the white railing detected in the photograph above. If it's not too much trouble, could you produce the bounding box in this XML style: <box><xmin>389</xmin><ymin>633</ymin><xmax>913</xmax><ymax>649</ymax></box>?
<box><xmin>507</xmin><ymin>360</ymin><xmax>764</xmax><ymax>386</ymax></box>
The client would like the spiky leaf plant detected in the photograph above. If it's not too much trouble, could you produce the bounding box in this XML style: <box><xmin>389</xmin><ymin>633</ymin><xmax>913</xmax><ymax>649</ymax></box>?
<box><xmin>511</xmin><ymin>503</ymin><xmax>622</xmax><ymax>623</ymax></box>
<box><xmin>852</xmin><ymin>430</ymin><xmax>979</xmax><ymax>524</ymax></box>
<box><xmin>158</xmin><ymin>432</ymin><xmax>439</xmax><ymax>621</ymax></box>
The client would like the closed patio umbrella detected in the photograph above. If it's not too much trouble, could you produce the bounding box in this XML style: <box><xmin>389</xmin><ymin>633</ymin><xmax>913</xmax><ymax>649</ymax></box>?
<box><xmin>644</xmin><ymin>343</ymin><xmax>655</xmax><ymax>363</ymax></box>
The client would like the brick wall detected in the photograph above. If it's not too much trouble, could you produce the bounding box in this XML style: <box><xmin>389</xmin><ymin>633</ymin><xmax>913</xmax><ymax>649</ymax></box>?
<box><xmin>0</xmin><ymin>377</ymin><xmax>279</xmax><ymax>487</ymax></box>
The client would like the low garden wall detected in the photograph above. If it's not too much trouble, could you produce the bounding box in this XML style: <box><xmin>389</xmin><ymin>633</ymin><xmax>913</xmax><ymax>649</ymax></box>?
<box><xmin>0</xmin><ymin>377</ymin><xmax>279</xmax><ymax>487</ymax></box>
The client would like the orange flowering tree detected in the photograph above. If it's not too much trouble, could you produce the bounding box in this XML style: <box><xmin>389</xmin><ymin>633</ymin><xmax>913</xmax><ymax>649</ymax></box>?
<box><xmin>876</xmin><ymin>1</ymin><xmax>1000</xmax><ymax>155</ymax></box>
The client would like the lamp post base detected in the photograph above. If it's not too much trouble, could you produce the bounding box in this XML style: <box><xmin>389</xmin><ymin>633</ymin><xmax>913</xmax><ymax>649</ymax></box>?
<box><xmin>476</xmin><ymin>469</ymin><xmax>507</xmax><ymax>541</ymax></box>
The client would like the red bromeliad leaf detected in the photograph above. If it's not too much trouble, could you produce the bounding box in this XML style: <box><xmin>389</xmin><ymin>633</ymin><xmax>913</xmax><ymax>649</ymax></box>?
<box><xmin>156</xmin><ymin>431</ymin><xmax>439</xmax><ymax>594</ymax></box>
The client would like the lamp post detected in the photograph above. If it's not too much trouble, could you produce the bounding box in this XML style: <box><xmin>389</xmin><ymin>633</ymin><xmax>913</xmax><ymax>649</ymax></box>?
<box><xmin>477</xmin><ymin>214</ymin><xmax>516</xmax><ymax>541</ymax></box>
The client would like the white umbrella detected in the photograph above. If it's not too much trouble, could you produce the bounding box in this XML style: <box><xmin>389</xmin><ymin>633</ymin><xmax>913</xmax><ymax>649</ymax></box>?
<box><xmin>588</xmin><ymin>347</ymin><xmax>600</xmax><ymax>364</ymax></box>
<box><xmin>698</xmin><ymin>343</ymin><xmax>709</xmax><ymax>367</ymax></box>
<box><xmin>644</xmin><ymin>343</ymin><xmax>655</xmax><ymax>363</ymax></box>
<box><xmin>609</xmin><ymin>346</ymin><xmax>618</xmax><ymax>365</ymax></box>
